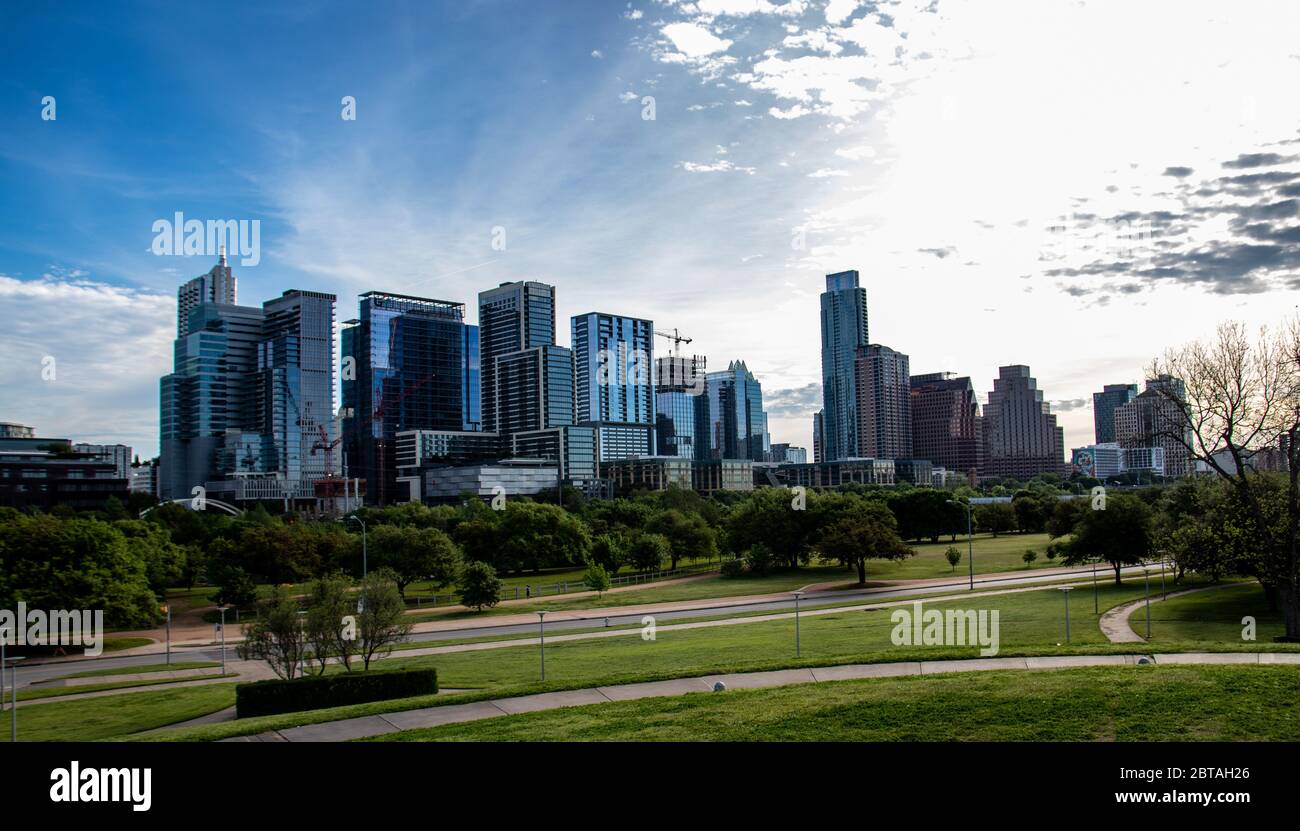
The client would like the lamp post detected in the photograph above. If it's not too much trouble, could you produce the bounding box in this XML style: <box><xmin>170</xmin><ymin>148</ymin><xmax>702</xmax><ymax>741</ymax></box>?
<box><xmin>1059</xmin><ymin>587</ymin><xmax>1074</xmax><ymax>643</ymax></box>
<box><xmin>4</xmin><ymin>654</ymin><xmax>23</xmax><ymax>743</ymax></box>
<box><xmin>947</xmin><ymin>500</ymin><xmax>974</xmax><ymax>590</ymax></box>
<box><xmin>347</xmin><ymin>515</ymin><xmax>368</xmax><ymax>580</ymax></box>
<box><xmin>537</xmin><ymin>612</ymin><xmax>547</xmax><ymax>682</ymax></box>
<box><xmin>1092</xmin><ymin>560</ymin><xmax>1099</xmax><ymax>615</ymax></box>
<box><xmin>162</xmin><ymin>603</ymin><xmax>171</xmax><ymax>666</ymax></box>
<box><xmin>793</xmin><ymin>592</ymin><xmax>803</xmax><ymax>658</ymax></box>
<box><xmin>218</xmin><ymin>605</ymin><xmax>229</xmax><ymax>675</ymax></box>
<box><xmin>1144</xmin><ymin>565</ymin><xmax>1152</xmax><ymax>641</ymax></box>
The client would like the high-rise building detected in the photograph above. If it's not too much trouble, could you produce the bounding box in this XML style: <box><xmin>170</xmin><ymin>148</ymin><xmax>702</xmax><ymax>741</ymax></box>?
<box><xmin>1114</xmin><ymin>374</ymin><xmax>1192</xmax><ymax>477</ymax></box>
<box><xmin>909</xmin><ymin>372</ymin><xmax>982</xmax><ymax>477</ymax></box>
<box><xmin>1092</xmin><ymin>383</ymin><xmax>1137</xmax><ymax>444</ymax></box>
<box><xmin>478</xmin><ymin>281</ymin><xmax>556</xmax><ymax>434</ymax></box>
<box><xmin>160</xmin><ymin>263</ymin><xmax>339</xmax><ymax>505</ymax></box>
<box><xmin>981</xmin><ymin>365</ymin><xmax>1066</xmax><ymax>480</ymax></box>
<box><xmin>176</xmin><ymin>253</ymin><xmax>236</xmax><ymax>336</ymax></box>
<box><xmin>341</xmin><ymin>292</ymin><xmax>479</xmax><ymax>505</ymax></box>
<box><xmin>813</xmin><ymin>410</ymin><xmax>825</xmax><ymax>463</ymax></box>
<box><xmin>703</xmin><ymin>360</ymin><xmax>769</xmax><ymax>461</ymax></box>
<box><xmin>494</xmin><ymin>345</ymin><xmax>574</xmax><ymax>437</ymax></box>
<box><xmin>767</xmin><ymin>443</ymin><xmax>808</xmax><ymax>465</ymax></box>
<box><xmin>571</xmin><ymin>312</ymin><xmax>655</xmax><ymax>461</ymax></box>
<box><xmin>819</xmin><ymin>270</ymin><xmax>869</xmax><ymax>461</ymax></box>
<box><xmin>159</xmin><ymin>274</ymin><xmax>266</xmax><ymax>500</ymax></box>
<box><xmin>855</xmin><ymin>344</ymin><xmax>911</xmax><ymax>460</ymax></box>
<box><xmin>654</xmin><ymin>355</ymin><xmax>706</xmax><ymax>459</ymax></box>
<box><xmin>72</xmin><ymin>443</ymin><xmax>133</xmax><ymax>481</ymax></box>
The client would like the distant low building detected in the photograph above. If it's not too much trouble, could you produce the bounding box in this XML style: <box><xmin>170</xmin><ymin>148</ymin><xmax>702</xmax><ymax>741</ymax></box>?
<box><xmin>0</xmin><ymin>434</ymin><xmax>128</xmax><ymax>511</ymax></box>
<box><xmin>406</xmin><ymin>458</ymin><xmax>559</xmax><ymax>504</ymax></box>
<box><xmin>766</xmin><ymin>458</ymin><xmax>896</xmax><ymax>488</ymax></box>
<box><xmin>73</xmin><ymin>443</ymin><xmax>133</xmax><ymax>481</ymax></box>
<box><xmin>894</xmin><ymin>458</ymin><xmax>933</xmax><ymax>485</ymax></box>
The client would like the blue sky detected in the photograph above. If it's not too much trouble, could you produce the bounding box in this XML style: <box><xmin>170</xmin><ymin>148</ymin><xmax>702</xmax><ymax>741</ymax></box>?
<box><xmin>2</xmin><ymin>0</ymin><xmax>1299</xmax><ymax>458</ymax></box>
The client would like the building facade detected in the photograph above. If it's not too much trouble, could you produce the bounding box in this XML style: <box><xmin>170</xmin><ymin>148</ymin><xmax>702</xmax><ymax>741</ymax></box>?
<box><xmin>1113</xmin><ymin>374</ymin><xmax>1192</xmax><ymax>477</ymax></box>
<box><xmin>981</xmin><ymin>365</ymin><xmax>1066</xmax><ymax>480</ymax></box>
<box><xmin>1092</xmin><ymin>383</ymin><xmax>1138</xmax><ymax>444</ymax></box>
<box><xmin>909</xmin><ymin>372</ymin><xmax>982</xmax><ymax>477</ymax></box>
<box><xmin>477</xmin><ymin>281</ymin><xmax>556</xmax><ymax>434</ymax></box>
<box><xmin>571</xmin><ymin>312</ymin><xmax>655</xmax><ymax>461</ymax></box>
<box><xmin>855</xmin><ymin>344</ymin><xmax>911</xmax><ymax>460</ymax></box>
<box><xmin>703</xmin><ymin>360</ymin><xmax>769</xmax><ymax>461</ymax></box>
<box><xmin>819</xmin><ymin>270</ymin><xmax>869</xmax><ymax>461</ymax></box>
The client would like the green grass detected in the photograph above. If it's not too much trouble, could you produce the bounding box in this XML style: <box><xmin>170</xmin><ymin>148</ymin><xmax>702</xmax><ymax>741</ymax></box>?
<box><xmin>103</xmin><ymin>637</ymin><xmax>153</xmax><ymax>652</ymax></box>
<box><xmin>6</xmin><ymin>674</ymin><xmax>235</xmax><ymax>703</ymax></box>
<box><xmin>1</xmin><ymin>683</ymin><xmax>237</xmax><ymax>742</ymax></box>
<box><xmin>48</xmin><ymin>661</ymin><xmax>220</xmax><ymax>680</ymax></box>
<box><xmin>1134</xmin><ymin>582</ymin><xmax>1287</xmax><ymax>644</ymax></box>
<box><xmin>407</xmin><ymin>532</ymin><xmax>1065</xmax><ymax>622</ymax></box>
<box><xmin>369</xmin><ymin>664</ymin><xmax>1300</xmax><ymax>742</ymax></box>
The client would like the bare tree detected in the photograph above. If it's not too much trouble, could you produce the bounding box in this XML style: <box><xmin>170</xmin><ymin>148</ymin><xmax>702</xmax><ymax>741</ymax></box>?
<box><xmin>1149</xmin><ymin>317</ymin><xmax>1300</xmax><ymax>640</ymax></box>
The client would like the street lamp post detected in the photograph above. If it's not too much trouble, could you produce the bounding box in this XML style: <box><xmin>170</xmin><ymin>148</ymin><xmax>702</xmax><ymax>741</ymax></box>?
<box><xmin>218</xmin><ymin>605</ymin><xmax>228</xmax><ymax>675</ymax></box>
<box><xmin>1060</xmin><ymin>587</ymin><xmax>1074</xmax><ymax>643</ymax></box>
<box><xmin>4</xmin><ymin>655</ymin><xmax>23</xmax><ymax>743</ymax></box>
<box><xmin>347</xmin><ymin>515</ymin><xmax>368</xmax><ymax>580</ymax></box>
<box><xmin>537</xmin><ymin>612</ymin><xmax>547</xmax><ymax>681</ymax></box>
<box><xmin>1144</xmin><ymin>566</ymin><xmax>1152</xmax><ymax>640</ymax></box>
<box><xmin>162</xmin><ymin>603</ymin><xmax>171</xmax><ymax>667</ymax></box>
<box><xmin>948</xmin><ymin>500</ymin><xmax>974</xmax><ymax>590</ymax></box>
<box><xmin>1092</xmin><ymin>560</ymin><xmax>1099</xmax><ymax>615</ymax></box>
<box><xmin>793</xmin><ymin>592</ymin><xmax>803</xmax><ymax>658</ymax></box>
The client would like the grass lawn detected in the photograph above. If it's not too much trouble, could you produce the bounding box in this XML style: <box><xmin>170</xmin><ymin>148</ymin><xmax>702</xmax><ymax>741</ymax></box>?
<box><xmin>369</xmin><ymin>664</ymin><xmax>1300</xmax><ymax>742</ymax></box>
<box><xmin>1</xmin><ymin>683</ymin><xmax>237</xmax><ymax>742</ymax></box>
<box><xmin>6</xmin><ymin>674</ymin><xmax>235</xmax><ymax>703</ymax></box>
<box><xmin>1134</xmin><ymin>581</ymin><xmax>1286</xmax><ymax>644</ymax></box>
<box><xmin>49</xmin><ymin>661</ymin><xmax>219</xmax><ymax>680</ymax></box>
<box><xmin>408</xmin><ymin>533</ymin><xmax>1066</xmax><ymax>622</ymax></box>
<box><xmin>103</xmin><ymin>637</ymin><xmax>153</xmax><ymax>652</ymax></box>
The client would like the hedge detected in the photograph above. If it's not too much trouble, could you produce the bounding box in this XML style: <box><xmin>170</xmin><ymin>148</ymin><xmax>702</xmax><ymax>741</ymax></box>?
<box><xmin>235</xmin><ymin>668</ymin><xmax>439</xmax><ymax>718</ymax></box>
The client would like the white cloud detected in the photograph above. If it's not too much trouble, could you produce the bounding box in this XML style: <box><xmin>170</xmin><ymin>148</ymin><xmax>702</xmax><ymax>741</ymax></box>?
<box><xmin>679</xmin><ymin>159</ymin><xmax>756</xmax><ymax>174</ymax></box>
<box><xmin>591</xmin><ymin>49</ymin><xmax>605</xmax><ymax>59</ymax></box>
<box><xmin>824</xmin><ymin>0</ymin><xmax>862</xmax><ymax>24</ymax></box>
<box><xmin>661</xmin><ymin>22</ymin><xmax>733</xmax><ymax>57</ymax></box>
<box><xmin>807</xmin><ymin>167</ymin><xmax>849</xmax><ymax>177</ymax></box>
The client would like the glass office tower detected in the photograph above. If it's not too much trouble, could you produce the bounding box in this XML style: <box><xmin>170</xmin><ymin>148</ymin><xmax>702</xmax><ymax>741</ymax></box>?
<box><xmin>478</xmin><ymin>281</ymin><xmax>556</xmax><ymax>433</ymax></box>
<box><xmin>571</xmin><ymin>312</ymin><xmax>655</xmax><ymax>461</ymax></box>
<box><xmin>704</xmin><ymin>360</ymin><xmax>769</xmax><ymax>461</ymax></box>
<box><xmin>819</xmin><ymin>270</ymin><xmax>869</xmax><ymax>461</ymax></box>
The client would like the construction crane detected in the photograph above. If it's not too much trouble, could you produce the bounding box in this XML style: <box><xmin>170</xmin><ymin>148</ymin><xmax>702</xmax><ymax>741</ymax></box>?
<box><xmin>654</xmin><ymin>327</ymin><xmax>693</xmax><ymax>355</ymax></box>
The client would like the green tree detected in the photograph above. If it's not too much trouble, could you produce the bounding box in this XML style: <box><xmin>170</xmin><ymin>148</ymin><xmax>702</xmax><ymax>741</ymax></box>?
<box><xmin>209</xmin><ymin>562</ymin><xmax>257</xmax><ymax>609</ymax></box>
<box><xmin>304</xmin><ymin>573</ymin><xmax>356</xmax><ymax>673</ymax></box>
<box><xmin>1022</xmin><ymin>549</ymin><xmax>1038</xmax><ymax>565</ymax></box>
<box><xmin>1062</xmin><ymin>494</ymin><xmax>1153</xmax><ymax>584</ymax></box>
<box><xmin>496</xmin><ymin>502</ymin><xmax>591</xmax><ymax>574</ymax></box>
<box><xmin>368</xmin><ymin>524</ymin><xmax>462</xmax><ymax>597</ymax></box>
<box><xmin>457</xmin><ymin>560</ymin><xmax>502</xmax><ymax>611</ymax></box>
<box><xmin>626</xmin><ymin>533</ymin><xmax>670</xmax><ymax>573</ymax></box>
<box><xmin>589</xmin><ymin>533</ymin><xmax>626</xmax><ymax>575</ymax></box>
<box><xmin>814</xmin><ymin>497</ymin><xmax>914</xmax><ymax>584</ymax></box>
<box><xmin>646</xmin><ymin>509</ymin><xmax>718</xmax><ymax>570</ymax></box>
<box><xmin>113</xmin><ymin>519</ymin><xmax>185</xmax><ymax>594</ymax></box>
<box><xmin>238</xmin><ymin>585</ymin><xmax>306</xmax><ymax>680</ymax></box>
<box><xmin>974</xmin><ymin>503</ymin><xmax>1015</xmax><ymax>537</ymax></box>
<box><xmin>356</xmin><ymin>570</ymin><xmax>411</xmax><ymax>670</ymax></box>
<box><xmin>725</xmin><ymin>487</ymin><xmax>816</xmax><ymax>569</ymax></box>
<box><xmin>583</xmin><ymin>562</ymin><xmax>611</xmax><ymax>596</ymax></box>
<box><xmin>945</xmin><ymin>546</ymin><xmax>962</xmax><ymax>572</ymax></box>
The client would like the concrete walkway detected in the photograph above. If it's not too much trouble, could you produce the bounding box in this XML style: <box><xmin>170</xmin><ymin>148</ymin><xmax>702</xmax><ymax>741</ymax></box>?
<box><xmin>221</xmin><ymin>651</ymin><xmax>1300</xmax><ymax>742</ymax></box>
<box><xmin>1098</xmin><ymin>584</ymin><xmax>1234</xmax><ymax>643</ymax></box>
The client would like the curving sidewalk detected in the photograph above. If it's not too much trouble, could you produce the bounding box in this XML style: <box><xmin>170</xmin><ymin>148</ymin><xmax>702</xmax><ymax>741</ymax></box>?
<box><xmin>220</xmin><ymin>651</ymin><xmax>1300</xmax><ymax>743</ymax></box>
<box><xmin>1098</xmin><ymin>583</ymin><xmax>1234</xmax><ymax>643</ymax></box>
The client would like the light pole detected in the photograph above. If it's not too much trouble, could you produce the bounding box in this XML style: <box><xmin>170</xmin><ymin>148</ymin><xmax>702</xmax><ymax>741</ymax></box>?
<box><xmin>537</xmin><ymin>612</ymin><xmax>547</xmax><ymax>681</ymax></box>
<box><xmin>162</xmin><ymin>603</ymin><xmax>171</xmax><ymax>666</ymax></box>
<box><xmin>218</xmin><ymin>605</ymin><xmax>228</xmax><ymax>675</ymax></box>
<box><xmin>1092</xmin><ymin>560</ymin><xmax>1099</xmax><ymax>615</ymax></box>
<box><xmin>347</xmin><ymin>515</ymin><xmax>368</xmax><ymax>580</ymax></box>
<box><xmin>5</xmin><ymin>655</ymin><xmax>23</xmax><ymax>742</ymax></box>
<box><xmin>948</xmin><ymin>500</ymin><xmax>974</xmax><ymax>590</ymax></box>
<box><xmin>1144</xmin><ymin>565</ymin><xmax>1152</xmax><ymax>641</ymax></box>
<box><xmin>793</xmin><ymin>592</ymin><xmax>803</xmax><ymax>658</ymax></box>
<box><xmin>1059</xmin><ymin>587</ymin><xmax>1074</xmax><ymax>643</ymax></box>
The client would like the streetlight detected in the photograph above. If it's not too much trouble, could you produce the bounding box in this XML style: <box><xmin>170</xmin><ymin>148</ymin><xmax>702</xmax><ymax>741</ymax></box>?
<box><xmin>3</xmin><ymin>653</ymin><xmax>24</xmax><ymax>743</ymax></box>
<box><xmin>1143</xmin><ymin>565</ymin><xmax>1152</xmax><ymax>641</ymax></box>
<box><xmin>537</xmin><ymin>612</ymin><xmax>547</xmax><ymax>681</ymax></box>
<box><xmin>793</xmin><ymin>591</ymin><xmax>803</xmax><ymax>658</ymax></box>
<box><xmin>161</xmin><ymin>603</ymin><xmax>171</xmax><ymax>666</ymax></box>
<box><xmin>217</xmin><ymin>605</ymin><xmax>229</xmax><ymax>675</ymax></box>
<box><xmin>947</xmin><ymin>499</ymin><xmax>974</xmax><ymax>590</ymax></box>
<box><xmin>1059</xmin><ymin>586</ymin><xmax>1074</xmax><ymax>643</ymax></box>
<box><xmin>347</xmin><ymin>515</ymin><xmax>368</xmax><ymax>580</ymax></box>
<box><xmin>1091</xmin><ymin>559</ymin><xmax>1099</xmax><ymax>615</ymax></box>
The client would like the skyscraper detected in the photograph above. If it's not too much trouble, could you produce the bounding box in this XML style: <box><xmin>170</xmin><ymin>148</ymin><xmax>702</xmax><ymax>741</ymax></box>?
<box><xmin>176</xmin><ymin>253</ymin><xmax>236</xmax><ymax>336</ymax></box>
<box><xmin>813</xmin><ymin>410</ymin><xmax>825</xmax><ymax>463</ymax></box>
<box><xmin>478</xmin><ymin>281</ymin><xmax>556</xmax><ymax>434</ymax></box>
<box><xmin>703</xmin><ymin>360</ymin><xmax>769</xmax><ymax>461</ymax></box>
<box><xmin>341</xmin><ymin>292</ymin><xmax>479</xmax><ymax>505</ymax></box>
<box><xmin>1092</xmin><ymin>383</ymin><xmax>1138</xmax><ymax>444</ymax></box>
<box><xmin>981</xmin><ymin>365</ymin><xmax>1066</xmax><ymax>480</ymax></box>
<box><xmin>571</xmin><ymin>312</ymin><xmax>655</xmax><ymax>461</ymax></box>
<box><xmin>855</xmin><ymin>344</ymin><xmax>911</xmax><ymax>460</ymax></box>
<box><xmin>910</xmin><ymin>372</ymin><xmax>982</xmax><ymax>477</ymax></box>
<box><xmin>494</xmin><ymin>345</ymin><xmax>575</xmax><ymax>437</ymax></box>
<box><xmin>160</xmin><ymin>260</ymin><xmax>337</xmax><ymax>505</ymax></box>
<box><xmin>1114</xmin><ymin>374</ymin><xmax>1192</xmax><ymax>477</ymax></box>
<box><xmin>819</xmin><ymin>270</ymin><xmax>869</xmax><ymax>461</ymax></box>
<box><xmin>654</xmin><ymin>355</ymin><xmax>706</xmax><ymax>459</ymax></box>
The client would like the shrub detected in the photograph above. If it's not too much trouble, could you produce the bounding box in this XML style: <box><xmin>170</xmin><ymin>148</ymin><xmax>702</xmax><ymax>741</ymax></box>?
<box><xmin>235</xmin><ymin>668</ymin><xmax>439</xmax><ymax>718</ymax></box>
<box><xmin>720</xmin><ymin>557</ymin><xmax>746</xmax><ymax>578</ymax></box>
<box><xmin>745</xmin><ymin>542</ymin><xmax>776</xmax><ymax>576</ymax></box>
<box><xmin>1023</xmin><ymin>549</ymin><xmax>1038</xmax><ymax>565</ymax></box>
<box><xmin>458</xmin><ymin>560</ymin><xmax>502</xmax><ymax>611</ymax></box>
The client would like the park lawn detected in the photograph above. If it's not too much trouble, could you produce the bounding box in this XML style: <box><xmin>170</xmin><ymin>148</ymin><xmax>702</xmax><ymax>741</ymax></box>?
<box><xmin>369</xmin><ymin>664</ymin><xmax>1300</xmax><ymax>742</ymax></box>
<box><xmin>1</xmin><ymin>683</ymin><xmax>237</xmax><ymax>742</ymax></box>
<box><xmin>408</xmin><ymin>532</ymin><xmax>1065</xmax><ymax>622</ymax></box>
<box><xmin>1134</xmin><ymin>581</ymin><xmax>1286</xmax><ymax>644</ymax></box>
<box><xmin>342</xmin><ymin>577</ymin><xmax>1217</xmax><ymax>692</ymax></box>
<box><xmin>6</xmin><ymin>673</ymin><xmax>235</xmax><ymax>703</ymax></box>
<box><xmin>50</xmin><ymin>661</ymin><xmax>219</xmax><ymax>680</ymax></box>
<box><xmin>103</xmin><ymin>637</ymin><xmax>153</xmax><ymax>652</ymax></box>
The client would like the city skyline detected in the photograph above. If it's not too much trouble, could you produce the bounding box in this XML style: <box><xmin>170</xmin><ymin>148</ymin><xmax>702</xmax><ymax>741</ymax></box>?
<box><xmin>2</xmin><ymin>1</ymin><xmax>1299</xmax><ymax>457</ymax></box>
